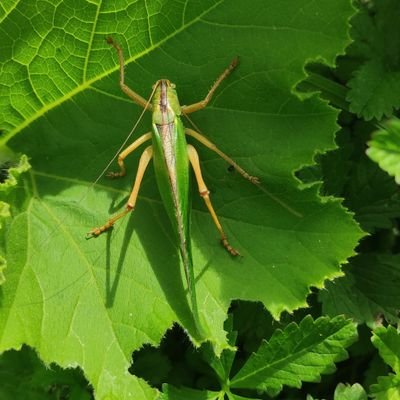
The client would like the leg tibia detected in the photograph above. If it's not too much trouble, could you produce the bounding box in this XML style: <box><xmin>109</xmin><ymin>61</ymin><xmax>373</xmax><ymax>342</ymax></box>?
<box><xmin>87</xmin><ymin>146</ymin><xmax>153</xmax><ymax>238</ymax></box>
<box><xmin>187</xmin><ymin>144</ymin><xmax>240</xmax><ymax>256</ymax></box>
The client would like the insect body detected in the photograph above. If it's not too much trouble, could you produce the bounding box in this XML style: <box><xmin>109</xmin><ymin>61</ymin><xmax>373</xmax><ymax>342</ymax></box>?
<box><xmin>88</xmin><ymin>38</ymin><xmax>259</xmax><ymax>330</ymax></box>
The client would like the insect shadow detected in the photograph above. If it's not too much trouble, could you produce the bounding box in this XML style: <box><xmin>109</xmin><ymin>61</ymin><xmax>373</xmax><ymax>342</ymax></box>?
<box><xmin>103</xmin><ymin>191</ymin><xmax>198</xmax><ymax>333</ymax></box>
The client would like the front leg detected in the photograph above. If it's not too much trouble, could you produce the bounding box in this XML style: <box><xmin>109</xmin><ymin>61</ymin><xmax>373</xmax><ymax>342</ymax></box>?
<box><xmin>107</xmin><ymin>37</ymin><xmax>153</xmax><ymax>111</ymax></box>
<box><xmin>181</xmin><ymin>57</ymin><xmax>238</xmax><ymax>114</ymax></box>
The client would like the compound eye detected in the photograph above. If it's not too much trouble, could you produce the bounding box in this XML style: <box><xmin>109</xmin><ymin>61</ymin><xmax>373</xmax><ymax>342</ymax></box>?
<box><xmin>170</xmin><ymin>83</ymin><xmax>176</xmax><ymax>89</ymax></box>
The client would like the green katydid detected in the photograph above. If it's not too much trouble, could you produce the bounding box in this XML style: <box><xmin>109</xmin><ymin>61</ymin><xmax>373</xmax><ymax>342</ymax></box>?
<box><xmin>87</xmin><ymin>37</ymin><xmax>259</xmax><ymax>331</ymax></box>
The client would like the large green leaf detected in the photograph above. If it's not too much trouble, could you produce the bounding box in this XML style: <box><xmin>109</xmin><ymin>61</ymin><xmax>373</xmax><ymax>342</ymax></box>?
<box><xmin>0</xmin><ymin>1</ymin><xmax>362</xmax><ymax>399</ymax></box>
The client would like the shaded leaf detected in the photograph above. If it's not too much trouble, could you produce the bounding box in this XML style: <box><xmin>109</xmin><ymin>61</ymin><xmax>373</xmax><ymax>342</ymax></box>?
<box><xmin>0</xmin><ymin>346</ymin><xmax>92</xmax><ymax>400</ymax></box>
<box><xmin>321</xmin><ymin>254</ymin><xmax>400</xmax><ymax>326</ymax></box>
<box><xmin>160</xmin><ymin>384</ymin><xmax>221</xmax><ymax>400</ymax></box>
<box><xmin>226</xmin><ymin>393</ymin><xmax>260</xmax><ymax>400</ymax></box>
<box><xmin>319</xmin><ymin>124</ymin><xmax>400</xmax><ymax>232</ymax></box>
<box><xmin>348</xmin><ymin>61</ymin><xmax>400</xmax><ymax>121</ymax></box>
<box><xmin>347</xmin><ymin>0</ymin><xmax>400</xmax><ymax>120</ymax></box>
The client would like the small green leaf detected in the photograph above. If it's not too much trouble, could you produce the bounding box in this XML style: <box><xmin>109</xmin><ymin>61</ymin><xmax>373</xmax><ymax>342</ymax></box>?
<box><xmin>334</xmin><ymin>383</ymin><xmax>367</xmax><ymax>400</ymax></box>
<box><xmin>372</xmin><ymin>326</ymin><xmax>400</xmax><ymax>374</ymax></box>
<box><xmin>230</xmin><ymin>316</ymin><xmax>357</xmax><ymax>395</ymax></box>
<box><xmin>369</xmin><ymin>327</ymin><xmax>400</xmax><ymax>400</ymax></box>
<box><xmin>0</xmin><ymin>154</ymin><xmax>31</xmax><ymax>194</ymax></box>
<box><xmin>367</xmin><ymin>119</ymin><xmax>400</xmax><ymax>183</ymax></box>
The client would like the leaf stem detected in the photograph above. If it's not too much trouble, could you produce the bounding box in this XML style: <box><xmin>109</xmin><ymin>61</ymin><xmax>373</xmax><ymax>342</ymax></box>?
<box><xmin>300</xmin><ymin>72</ymin><xmax>350</xmax><ymax>112</ymax></box>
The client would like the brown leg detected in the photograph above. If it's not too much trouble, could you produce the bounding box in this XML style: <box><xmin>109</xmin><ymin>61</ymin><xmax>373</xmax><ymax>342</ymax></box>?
<box><xmin>86</xmin><ymin>146</ymin><xmax>153</xmax><ymax>237</ymax></box>
<box><xmin>186</xmin><ymin>128</ymin><xmax>259</xmax><ymax>184</ymax></box>
<box><xmin>107</xmin><ymin>37</ymin><xmax>152</xmax><ymax>111</ymax></box>
<box><xmin>107</xmin><ymin>132</ymin><xmax>152</xmax><ymax>178</ymax></box>
<box><xmin>187</xmin><ymin>144</ymin><xmax>240</xmax><ymax>256</ymax></box>
<box><xmin>181</xmin><ymin>58</ymin><xmax>239</xmax><ymax>114</ymax></box>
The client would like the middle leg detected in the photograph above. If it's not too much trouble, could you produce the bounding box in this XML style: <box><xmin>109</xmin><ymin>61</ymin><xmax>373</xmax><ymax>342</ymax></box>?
<box><xmin>107</xmin><ymin>132</ymin><xmax>152</xmax><ymax>178</ymax></box>
<box><xmin>186</xmin><ymin>128</ymin><xmax>259</xmax><ymax>184</ymax></box>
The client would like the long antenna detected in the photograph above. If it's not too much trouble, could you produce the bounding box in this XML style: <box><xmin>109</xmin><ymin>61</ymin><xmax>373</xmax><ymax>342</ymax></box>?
<box><xmin>89</xmin><ymin>84</ymin><xmax>157</xmax><ymax>189</ymax></box>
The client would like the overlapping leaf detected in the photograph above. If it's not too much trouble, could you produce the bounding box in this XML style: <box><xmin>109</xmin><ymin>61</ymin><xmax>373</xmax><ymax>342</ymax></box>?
<box><xmin>368</xmin><ymin>119</ymin><xmax>400</xmax><ymax>184</ymax></box>
<box><xmin>321</xmin><ymin>254</ymin><xmax>400</xmax><ymax>326</ymax></box>
<box><xmin>370</xmin><ymin>327</ymin><xmax>400</xmax><ymax>400</ymax></box>
<box><xmin>0</xmin><ymin>346</ymin><xmax>92</xmax><ymax>400</ymax></box>
<box><xmin>0</xmin><ymin>1</ymin><xmax>361</xmax><ymax>399</ymax></box>
<box><xmin>347</xmin><ymin>0</ymin><xmax>400</xmax><ymax>120</ymax></box>
<box><xmin>334</xmin><ymin>383</ymin><xmax>368</xmax><ymax>400</ymax></box>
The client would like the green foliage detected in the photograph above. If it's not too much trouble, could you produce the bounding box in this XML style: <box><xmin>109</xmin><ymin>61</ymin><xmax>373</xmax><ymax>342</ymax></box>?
<box><xmin>159</xmin><ymin>315</ymin><xmax>357</xmax><ymax>399</ymax></box>
<box><xmin>321</xmin><ymin>254</ymin><xmax>400</xmax><ymax>326</ymax></box>
<box><xmin>0</xmin><ymin>345</ymin><xmax>92</xmax><ymax>400</ymax></box>
<box><xmin>1</xmin><ymin>0</ymin><xmax>400</xmax><ymax>399</ymax></box>
<box><xmin>347</xmin><ymin>0</ymin><xmax>400</xmax><ymax>120</ymax></box>
<box><xmin>370</xmin><ymin>327</ymin><xmax>400</xmax><ymax>399</ymax></box>
<box><xmin>334</xmin><ymin>383</ymin><xmax>368</xmax><ymax>400</ymax></box>
<box><xmin>230</xmin><ymin>316</ymin><xmax>357</xmax><ymax>396</ymax></box>
<box><xmin>309</xmin><ymin>383</ymin><xmax>368</xmax><ymax>400</ymax></box>
<box><xmin>368</xmin><ymin>119</ymin><xmax>400</xmax><ymax>183</ymax></box>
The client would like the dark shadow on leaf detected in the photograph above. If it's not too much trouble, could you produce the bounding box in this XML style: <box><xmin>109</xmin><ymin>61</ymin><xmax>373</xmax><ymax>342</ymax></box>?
<box><xmin>133</xmin><ymin>202</ymin><xmax>199</xmax><ymax>338</ymax></box>
<box><xmin>105</xmin><ymin>212</ymin><xmax>134</xmax><ymax>308</ymax></box>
